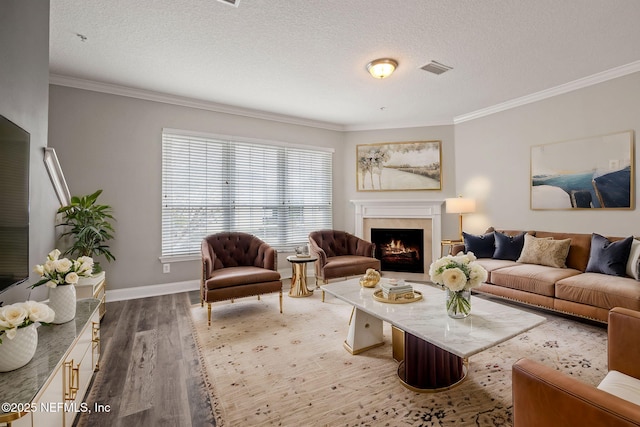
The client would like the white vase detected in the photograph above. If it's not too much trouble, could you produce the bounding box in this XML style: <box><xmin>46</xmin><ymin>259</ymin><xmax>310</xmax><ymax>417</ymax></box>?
<box><xmin>49</xmin><ymin>284</ymin><xmax>77</xmax><ymax>324</ymax></box>
<box><xmin>0</xmin><ymin>324</ymin><xmax>38</xmax><ymax>372</ymax></box>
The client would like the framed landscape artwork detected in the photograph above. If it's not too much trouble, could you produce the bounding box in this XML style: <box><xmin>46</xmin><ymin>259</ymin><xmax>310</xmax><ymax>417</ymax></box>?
<box><xmin>356</xmin><ymin>141</ymin><xmax>442</xmax><ymax>191</ymax></box>
<box><xmin>530</xmin><ymin>130</ymin><xmax>634</xmax><ymax>210</ymax></box>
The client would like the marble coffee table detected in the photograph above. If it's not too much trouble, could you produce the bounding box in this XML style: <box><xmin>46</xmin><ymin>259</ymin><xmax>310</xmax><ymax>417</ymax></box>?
<box><xmin>321</xmin><ymin>279</ymin><xmax>545</xmax><ymax>392</ymax></box>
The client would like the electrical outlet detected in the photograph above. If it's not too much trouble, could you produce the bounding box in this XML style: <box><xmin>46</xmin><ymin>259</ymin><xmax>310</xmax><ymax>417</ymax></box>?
<box><xmin>163</xmin><ymin>264</ymin><xmax>170</xmax><ymax>273</ymax></box>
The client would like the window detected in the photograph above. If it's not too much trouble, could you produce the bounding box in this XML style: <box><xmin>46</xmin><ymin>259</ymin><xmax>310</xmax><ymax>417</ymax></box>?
<box><xmin>161</xmin><ymin>129</ymin><xmax>333</xmax><ymax>258</ymax></box>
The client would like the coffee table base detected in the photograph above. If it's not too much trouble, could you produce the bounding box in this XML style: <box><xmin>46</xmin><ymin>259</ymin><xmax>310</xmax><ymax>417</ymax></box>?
<box><xmin>344</xmin><ymin>308</ymin><xmax>384</xmax><ymax>354</ymax></box>
<box><xmin>398</xmin><ymin>332</ymin><xmax>468</xmax><ymax>392</ymax></box>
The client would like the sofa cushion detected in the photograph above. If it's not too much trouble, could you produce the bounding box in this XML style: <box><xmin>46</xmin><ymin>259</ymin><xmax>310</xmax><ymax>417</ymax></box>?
<box><xmin>598</xmin><ymin>370</ymin><xmax>640</xmax><ymax>406</ymax></box>
<box><xmin>586</xmin><ymin>234</ymin><xmax>633</xmax><ymax>277</ymax></box>
<box><xmin>627</xmin><ymin>239</ymin><xmax>640</xmax><ymax>279</ymax></box>
<box><xmin>493</xmin><ymin>231</ymin><xmax>526</xmax><ymax>261</ymax></box>
<box><xmin>474</xmin><ymin>258</ymin><xmax>519</xmax><ymax>282</ymax></box>
<box><xmin>517</xmin><ymin>234</ymin><xmax>571</xmax><ymax>268</ymax></box>
<box><xmin>463</xmin><ymin>231</ymin><xmax>495</xmax><ymax>258</ymax></box>
<box><xmin>490</xmin><ymin>264</ymin><xmax>581</xmax><ymax>297</ymax></box>
<box><xmin>555</xmin><ymin>272</ymin><xmax>640</xmax><ymax>311</ymax></box>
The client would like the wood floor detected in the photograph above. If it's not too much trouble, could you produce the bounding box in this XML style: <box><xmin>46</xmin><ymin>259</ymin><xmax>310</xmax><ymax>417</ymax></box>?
<box><xmin>75</xmin><ymin>292</ymin><xmax>215</xmax><ymax>427</ymax></box>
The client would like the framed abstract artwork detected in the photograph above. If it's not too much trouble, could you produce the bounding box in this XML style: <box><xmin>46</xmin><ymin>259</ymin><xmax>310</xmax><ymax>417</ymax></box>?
<box><xmin>356</xmin><ymin>141</ymin><xmax>442</xmax><ymax>191</ymax></box>
<box><xmin>530</xmin><ymin>130</ymin><xmax>634</xmax><ymax>210</ymax></box>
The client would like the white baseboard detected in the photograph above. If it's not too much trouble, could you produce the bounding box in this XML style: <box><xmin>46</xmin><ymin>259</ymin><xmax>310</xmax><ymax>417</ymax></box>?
<box><xmin>106</xmin><ymin>279</ymin><xmax>200</xmax><ymax>302</ymax></box>
<box><xmin>105</xmin><ymin>266</ymin><xmax>311</xmax><ymax>303</ymax></box>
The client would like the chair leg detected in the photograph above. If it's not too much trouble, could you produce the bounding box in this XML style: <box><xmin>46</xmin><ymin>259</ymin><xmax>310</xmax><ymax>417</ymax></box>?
<box><xmin>207</xmin><ymin>303</ymin><xmax>212</xmax><ymax>327</ymax></box>
<box><xmin>279</xmin><ymin>290</ymin><xmax>283</xmax><ymax>314</ymax></box>
<box><xmin>322</xmin><ymin>290</ymin><xmax>325</xmax><ymax>302</ymax></box>
<box><xmin>257</xmin><ymin>295</ymin><xmax>261</xmax><ymax>301</ymax></box>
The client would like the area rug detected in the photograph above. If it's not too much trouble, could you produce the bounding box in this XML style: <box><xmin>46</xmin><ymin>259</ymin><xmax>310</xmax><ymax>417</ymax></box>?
<box><xmin>190</xmin><ymin>293</ymin><xmax>607</xmax><ymax>426</ymax></box>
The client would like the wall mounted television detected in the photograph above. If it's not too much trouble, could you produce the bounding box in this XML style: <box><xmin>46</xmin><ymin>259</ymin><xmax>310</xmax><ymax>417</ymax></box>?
<box><xmin>0</xmin><ymin>115</ymin><xmax>30</xmax><ymax>293</ymax></box>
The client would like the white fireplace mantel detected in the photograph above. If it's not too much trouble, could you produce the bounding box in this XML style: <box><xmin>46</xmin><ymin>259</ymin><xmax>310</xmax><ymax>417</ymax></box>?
<box><xmin>351</xmin><ymin>199</ymin><xmax>444</xmax><ymax>264</ymax></box>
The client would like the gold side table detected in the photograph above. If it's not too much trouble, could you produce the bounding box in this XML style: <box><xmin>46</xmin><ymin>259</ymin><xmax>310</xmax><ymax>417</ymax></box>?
<box><xmin>286</xmin><ymin>255</ymin><xmax>318</xmax><ymax>298</ymax></box>
<box><xmin>440</xmin><ymin>239</ymin><xmax>463</xmax><ymax>257</ymax></box>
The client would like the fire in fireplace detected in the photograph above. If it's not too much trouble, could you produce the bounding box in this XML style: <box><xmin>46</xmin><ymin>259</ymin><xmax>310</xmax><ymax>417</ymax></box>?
<box><xmin>371</xmin><ymin>228</ymin><xmax>424</xmax><ymax>273</ymax></box>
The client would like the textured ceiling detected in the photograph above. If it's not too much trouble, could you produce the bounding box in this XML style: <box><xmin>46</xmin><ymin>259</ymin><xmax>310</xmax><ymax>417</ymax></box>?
<box><xmin>50</xmin><ymin>0</ymin><xmax>640</xmax><ymax>130</ymax></box>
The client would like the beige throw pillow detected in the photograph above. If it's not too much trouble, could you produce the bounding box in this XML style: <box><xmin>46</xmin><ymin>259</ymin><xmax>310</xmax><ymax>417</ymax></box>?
<box><xmin>627</xmin><ymin>238</ymin><xmax>640</xmax><ymax>280</ymax></box>
<box><xmin>517</xmin><ymin>234</ymin><xmax>571</xmax><ymax>268</ymax></box>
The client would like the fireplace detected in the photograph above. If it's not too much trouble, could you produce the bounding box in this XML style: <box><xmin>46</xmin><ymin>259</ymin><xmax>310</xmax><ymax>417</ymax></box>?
<box><xmin>371</xmin><ymin>228</ymin><xmax>424</xmax><ymax>273</ymax></box>
<box><xmin>351</xmin><ymin>199</ymin><xmax>444</xmax><ymax>279</ymax></box>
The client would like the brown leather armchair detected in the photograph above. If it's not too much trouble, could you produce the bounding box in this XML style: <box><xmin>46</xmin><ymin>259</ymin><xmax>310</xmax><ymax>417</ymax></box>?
<box><xmin>201</xmin><ymin>232</ymin><xmax>282</xmax><ymax>326</ymax></box>
<box><xmin>308</xmin><ymin>230</ymin><xmax>381</xmax><ymax>301</ymax></box>
<box><xmin>513</xmin><ymin>307</ymin><xmax>640</xmax><ymax>427</ymax></box>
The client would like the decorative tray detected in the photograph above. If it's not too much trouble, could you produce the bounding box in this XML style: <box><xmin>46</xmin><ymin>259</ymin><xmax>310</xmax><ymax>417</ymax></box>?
<box><xmin>372</xmin><ymin>289</ymin><xmax>422</xmax><ymax>304</ymax></box>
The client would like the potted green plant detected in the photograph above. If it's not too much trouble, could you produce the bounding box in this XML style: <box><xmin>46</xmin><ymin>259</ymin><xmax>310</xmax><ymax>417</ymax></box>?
<box><xmin>57</xmin><ymin>189</ymin><xmax>116</xmax><ymax>272</ymax></box>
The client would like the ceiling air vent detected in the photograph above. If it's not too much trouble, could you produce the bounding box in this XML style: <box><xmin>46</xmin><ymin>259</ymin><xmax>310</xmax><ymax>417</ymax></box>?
<box><xmin>217</xmin><ymin>0</ymin><xmax>240</xmax><ymax>6</ymax></box>
<box><xmin>420</xmin><ymin>61</ymin><xmax>453</xmax><ymax>75</ymax></box>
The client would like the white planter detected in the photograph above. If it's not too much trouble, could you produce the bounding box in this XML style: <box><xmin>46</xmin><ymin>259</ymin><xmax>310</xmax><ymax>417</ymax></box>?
<box><xmin>49</xmin><ymin>284</ymin><xmax>77</xmax><ymax>324</ymax></box>
<box><xmin>0</xmin><ymin>324</ymin><xmax>38</xmax><ymax>372</ymax></box>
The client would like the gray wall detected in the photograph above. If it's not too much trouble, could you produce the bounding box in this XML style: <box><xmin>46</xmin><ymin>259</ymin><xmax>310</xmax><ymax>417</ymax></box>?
<box><xmin>454</xmin><ymin>72</ymin><xmax>640</xmax><ymax>237</ymax></box>
<box><xmin>0</xmin><ymin>0</ymin><xmax>58</xmax><ymax>304</ymax></box>
<box><xmin>342</xmin><ymin>126</ymin><xmax>459</xmax><ymax>241</ymax></box>
<box><xmin>48</xmin><ymin>70</ymin><xmax>640</xmax><ymax>292</ymax></box>
<box><xmin>48</xmin><ymin>86</ymin><xmax>344</xmax><ymax>290</ymax></box>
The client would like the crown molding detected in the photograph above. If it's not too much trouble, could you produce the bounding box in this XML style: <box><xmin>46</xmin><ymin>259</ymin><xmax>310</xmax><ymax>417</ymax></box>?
<box><xmin>48</xmin><ymin>74</ymin><xmax>345</xmax><ymax>132</ymax></box>
<box><xmin>344</xmin><ymin>119</ymin><xmax>454</xmax><ymax>132</ymax></box>
<box><xmin>453</xmin><ymin>60</ymin><xmax>640</xmax><ymax>124</ymax></box>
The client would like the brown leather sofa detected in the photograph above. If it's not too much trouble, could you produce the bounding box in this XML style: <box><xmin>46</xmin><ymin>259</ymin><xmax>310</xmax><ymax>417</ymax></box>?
<box><xmin>201</xmin><ymin>232</ymin><xmax>282</xmax><ymax>326</ymax></box>
<box><xmin>452</xmin><ymin>229</ymin><xmax>640</xmax><ymax>323</ymax></box>
<box><xmin>513</xmin><ymin>307</ymin><xmax>640</xmax><ymax>427</ymax></box>
<box><xmin>308</xmin><ymin>230</ymin><xmax>381</xmax><ymax>301</ymax></box>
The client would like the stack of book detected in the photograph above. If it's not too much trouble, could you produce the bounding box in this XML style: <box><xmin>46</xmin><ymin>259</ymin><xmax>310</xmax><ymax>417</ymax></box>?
<box><xmin>380</xmin><ymin>282</ymin><xmax>414</xmax><ymax>300</ymax></box>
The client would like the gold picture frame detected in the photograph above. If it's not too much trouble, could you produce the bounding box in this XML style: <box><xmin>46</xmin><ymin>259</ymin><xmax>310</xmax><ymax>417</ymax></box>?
<box><xmin>530</xmin><ymin>130</ymin><xmax>634</xmax><ymax>210</ymax></box>
<box><xmin>356</xmin><ymin>141</ymin><xmax>442</xmax><ymax>191</ymax></box>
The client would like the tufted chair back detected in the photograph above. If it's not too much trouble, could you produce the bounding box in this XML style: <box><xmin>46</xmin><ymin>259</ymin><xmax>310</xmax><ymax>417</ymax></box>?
<box><xmin>202</xmin><ymin>232</ymin><xmax>276</xmax><ymax>272</ymax></box>
<box><xmin>308</xmin><ymin>230</ymin><xmax>374</xmax><ymax>258</ymax></box>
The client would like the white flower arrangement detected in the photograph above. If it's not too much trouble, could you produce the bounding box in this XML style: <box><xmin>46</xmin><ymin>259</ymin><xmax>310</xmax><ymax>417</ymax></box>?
<box><xmin>0</xmin><ymin>301</ymin><xmax>55</xmax><ymax>344</ymax></box>
<box><xmin>429</xmin><ymin>252</ymin><xmax>488</xmax><ymax>291</ymax></box>
<box><xmin>429</xmin><ymin>252</ymin><xmax>488</xmax><ymax>317</ymax></box>
<box><xmin>32</xmin><ymin>249</ymin><xmax>94</xmax><ymax>289</ymax></box>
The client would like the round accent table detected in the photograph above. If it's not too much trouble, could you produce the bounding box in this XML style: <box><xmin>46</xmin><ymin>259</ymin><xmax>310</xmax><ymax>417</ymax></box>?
<box><xmin>286</xmin><ymin>255</ymin><xmax>318</xmax><ymax>298</ymax></box>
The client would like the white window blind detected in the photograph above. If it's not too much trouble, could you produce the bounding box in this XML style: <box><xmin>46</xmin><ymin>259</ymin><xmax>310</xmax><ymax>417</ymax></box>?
<box><xmin>162</xmin><ymin>130</ymin><xmax>333</xmax><ymax>257</ymax></box>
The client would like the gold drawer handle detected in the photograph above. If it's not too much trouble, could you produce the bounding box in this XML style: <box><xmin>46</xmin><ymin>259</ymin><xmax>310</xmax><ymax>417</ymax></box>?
<box><xmin>64</xmin><ymin>360</ymin><xmax>80</xmax><ymax>401</ymax></box>
<box><xmin>92</xmin><ymin>321</ymin><xmax>101</xmax><ymax>371</ymax></box>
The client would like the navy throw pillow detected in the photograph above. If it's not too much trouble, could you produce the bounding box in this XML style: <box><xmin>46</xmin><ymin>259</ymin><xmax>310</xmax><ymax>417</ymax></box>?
<box><xmin>585</xmin><ymin>233</ymin><xmax>633</xmax><ymax>277</ymax></box>
<box><xmin>493</xmin><ymin>231</ymin><xmax>526</xmax><ymax>261</ymax></box>
<box><xmin>463</xmin><ymin>231</ymin><xmax>495</xmax><ymax>258</ymax></box>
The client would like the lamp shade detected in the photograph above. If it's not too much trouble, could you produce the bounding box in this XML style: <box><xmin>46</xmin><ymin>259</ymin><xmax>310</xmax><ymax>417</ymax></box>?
<box><xmin>367</xmin><ymin>58</ymin><xmax>398</xmax><ymax>79</ymax></box>
<box><xmin>445</xmin><ymin>197</ymin><xmax>476</xmax><ymax>214</ymax></box>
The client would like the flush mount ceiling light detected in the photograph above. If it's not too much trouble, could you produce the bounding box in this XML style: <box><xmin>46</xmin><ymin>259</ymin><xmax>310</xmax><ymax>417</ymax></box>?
<box><xmin>366</xmin><ymin>58</ymin><xmax>398</xmax><ymax>79</ymax></box>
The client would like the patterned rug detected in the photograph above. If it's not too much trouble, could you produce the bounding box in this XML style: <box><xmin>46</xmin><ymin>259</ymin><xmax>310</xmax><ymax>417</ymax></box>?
<box><xmin>190</xmin><ymin>292</ymin><xmax>607</xmax><ymax>426</ymax></box>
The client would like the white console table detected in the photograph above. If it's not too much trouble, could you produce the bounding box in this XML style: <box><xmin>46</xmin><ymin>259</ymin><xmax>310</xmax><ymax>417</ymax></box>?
<box><xmin>0</xmin><ymin>299</ymin><xmax>101</xmax><ymax>427</ymax></box>
<box><xmin>76</xmin><ymin>272</ymin><xmax>106</xmax><ymax>320</ymax></box>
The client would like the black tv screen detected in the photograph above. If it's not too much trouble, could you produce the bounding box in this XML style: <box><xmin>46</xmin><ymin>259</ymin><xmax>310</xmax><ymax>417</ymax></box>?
<box><xmin>0</xmin><ymin>115</ymin><xmax>29</xmax><ymax>292</ymax></box>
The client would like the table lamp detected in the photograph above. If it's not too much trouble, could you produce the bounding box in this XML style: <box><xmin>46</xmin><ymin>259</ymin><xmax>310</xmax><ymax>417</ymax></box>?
<box><xmin>445</xmin><ymin>197</ymin><xmax>476</xmax><ymax>241</ymax></box>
